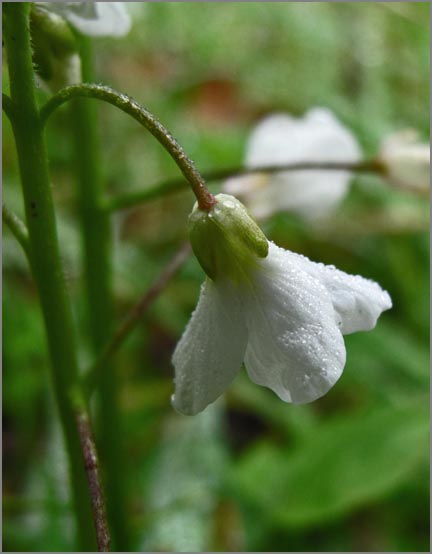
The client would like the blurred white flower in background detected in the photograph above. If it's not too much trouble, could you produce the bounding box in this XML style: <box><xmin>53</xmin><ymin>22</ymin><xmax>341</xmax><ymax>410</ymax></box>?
<box><xmin>172</xmin><ymin>195</ymin><xmax>391</xmax><ymax>416</ymax></box>
<box><xmin>224</xmin><ymin>108</ymin><xmax>361</xmax><ymax>220</ymax></box>
<box><xmin>40</xmin><ymin>1</ymin><xmax>131</xmax><ymax>37</ymax></box>
<box><xmin>378</xmin><ymin>130</ymin><xmax>430</xmax><ymax>194</ymax></box>
<box><xmin>31</xmin><ymin>2</ymin><xmax>131</xmax><ymax>91</ymax></box>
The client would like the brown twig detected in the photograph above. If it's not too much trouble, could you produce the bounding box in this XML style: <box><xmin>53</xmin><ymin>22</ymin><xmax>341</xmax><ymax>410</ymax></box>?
<box><xmin>102</xmin><ymin>159</ymin><xmax>384</xmax><ymax>212</ymax></box>
<box><xmin>83</xmin><ymin>242</ymin><xmax>192</xmax><ymax>393</ymax></box>
<box><xmin>74</xmin><ymin>405</ymin><xmax>111</xmax><ymax>552</ymax></box>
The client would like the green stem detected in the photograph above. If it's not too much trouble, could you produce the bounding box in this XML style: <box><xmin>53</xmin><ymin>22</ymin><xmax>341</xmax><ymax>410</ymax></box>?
<box><xmin>3</xmin><ymin>4</ymin><xmax>96</xmax><ymax>550</ymax></box>
<box><xmin>2</xmin><ymin>203</ymin><xmax>31</xmax><ymax>259</ymax></box>
<box><xmin>40</xmin><ymin>83</ymin><xmax>216</xmax><ymax>210</ymax></box>
<box><xmin>71</xmin><ymin>37</ymin><xmax>129</xmax><ymax>551</ymax></box>
<box><xmin>101</xmin><ymin>159</ymin><xmax>384</xmax><ymax>212</ymax></box>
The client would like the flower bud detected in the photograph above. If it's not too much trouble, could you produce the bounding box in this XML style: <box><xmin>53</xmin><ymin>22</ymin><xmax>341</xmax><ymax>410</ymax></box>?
<box><xmin>30</xmin><ymin>5</ymin><xmax>81</xmax><ymax>93</ymax></box>
<box><xmin>379</xmin><ymin>130</ymin><xmax>430</xmax><ymax>193</ymax></box>
<box><xmin>188</xmin><ymin>194</ymin><xmax>268</xmax><ymax>282</ymax></box>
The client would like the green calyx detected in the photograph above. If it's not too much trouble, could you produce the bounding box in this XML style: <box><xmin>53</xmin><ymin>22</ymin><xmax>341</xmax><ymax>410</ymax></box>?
<box><xmin>30</xmin><ymin>5</ymin><xmax>80</xmax><ymax>91</ymax></box>
<box><xmin>188</xmin><ymin>193</ymin><xmax>269</xmax><ymax>282</ymax></box>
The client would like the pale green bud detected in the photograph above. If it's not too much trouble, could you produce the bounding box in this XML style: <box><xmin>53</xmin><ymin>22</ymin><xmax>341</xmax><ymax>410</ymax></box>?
<box><xmin>188</xmin><ymin>193</ymin><xmax>269</xmax><ymax>282</ymax></box>
<box><xmin>30</xmin><ymin>5</ymin><xmax>81</xmax><ymax>92</ymax></box>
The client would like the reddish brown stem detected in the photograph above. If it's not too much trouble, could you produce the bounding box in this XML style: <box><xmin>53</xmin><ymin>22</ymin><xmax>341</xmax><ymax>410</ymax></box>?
<box><xmin>75</xmin><ymin>408</ymin><xmax>111</xmax><ymax>552</ymax></box>
<box><xmin>84</xmin><ymin>242</ymin><xmax>192</xmax><ymax>393</ymax></box>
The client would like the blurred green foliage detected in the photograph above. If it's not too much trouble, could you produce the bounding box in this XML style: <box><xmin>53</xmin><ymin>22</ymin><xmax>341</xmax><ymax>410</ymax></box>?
<box><xmin>3</xmin><ymin>2</ymin><xmax>429</xmax><ymax>552</ymax></box>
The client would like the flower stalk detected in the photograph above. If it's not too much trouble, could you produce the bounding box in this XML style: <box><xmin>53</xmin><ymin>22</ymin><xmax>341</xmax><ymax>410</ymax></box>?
<box><xmin>3</xmin><ymin>3</ymin><xmax>96</xmax><ymax>549</ymax></box>
<box><xmin>71</xmin><ymin>36</ymin><xmax>128</xmax><ymax>551</ymax></box>
<box><xmin>40</xmin><ymin>83</ymin><xmax>216</xmax><ymax>210</ymax></box>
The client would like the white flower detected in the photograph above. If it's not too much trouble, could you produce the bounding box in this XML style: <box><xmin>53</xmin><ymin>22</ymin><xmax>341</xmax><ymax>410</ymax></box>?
<box><xmin>223</xmin><ymin>108</ymin><xmax>361</xmax><ymax>220</ymax></box>
<box><xmin>379</xmin><ymin>130</ymin><xmax>430</xmax><ymax>193</ymax></box>
<box><xmin>40</xmin><ymin>2</ymin><xmax>131</xmax><ymax>37</ymax></box>
<box><xmin>172</xmin><ymin>195</ymin><xmax>391</xmax><ymax>416</ymax></box>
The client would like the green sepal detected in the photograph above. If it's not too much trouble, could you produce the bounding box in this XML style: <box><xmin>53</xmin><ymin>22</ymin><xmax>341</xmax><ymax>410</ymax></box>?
<box><xmin>189</xmin><ymin>193</ymin><xmax>268</xmax><ymax>282</ymax></box>
<box><xmin>30</xmin><ymin>5</ymin><xmax>79</xmax><ymax>90</ymax></box>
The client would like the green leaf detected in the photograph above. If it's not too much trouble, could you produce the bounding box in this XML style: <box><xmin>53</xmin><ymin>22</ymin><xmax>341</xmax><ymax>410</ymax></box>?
<box><xmin>231</xmin><ymin>399</ymin><xmax>429</xmax><ymax>528</ymax></box>
<box><xmin>344</xmin><ymin>319</ymin><xmax>429</xmax><ymax>400</ymax></box>
<box><xmin>139</xmin><ymin>403</ymin><xmax>229</xmax><ymax>552</ymax></box>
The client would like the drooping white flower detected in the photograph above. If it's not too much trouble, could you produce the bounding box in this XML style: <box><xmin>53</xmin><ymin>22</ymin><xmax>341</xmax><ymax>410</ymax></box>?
<box><xmin>40</xmin><ymin>2</ymin><xmax>131</xmax><ymax>37</ymax></box>
<box><xmin>223</xmin><ymin>108</ymin><xmax>361</xmax><ymax>220</ymax></box>
<box><xmin>378</xmin><ymin>130</ymin><xmax>430</xmax><ymax>193</ymax></box>
<box><xmin>172</xmin><ymin>194</ymin><xmax>391</xmax><ymax>415</ymax></box>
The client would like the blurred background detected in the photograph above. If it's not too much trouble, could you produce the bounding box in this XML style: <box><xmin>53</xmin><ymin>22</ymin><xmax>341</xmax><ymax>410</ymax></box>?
<box><xmin>3</xmin><ymin>2</ymin><xmax>429</xmax><ymax>552</ymax></box>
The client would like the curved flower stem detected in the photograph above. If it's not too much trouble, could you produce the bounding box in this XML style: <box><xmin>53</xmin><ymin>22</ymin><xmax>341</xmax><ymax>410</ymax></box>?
<box><xmin>101</xmin><ymin>159</ymin><xmax>384</xmax><ymax>213</ymax></box>
<box><xmin>71</xmin><ymin>36</ymin><xmax>129</xmax><ymax>551</ymax></box>
<box><xmin>3</xmin><ymin>4</ymin><xmax>96</xmax><ymax>550</ymax></box>
<box><xmin>40</xmin><ymin>83</ymin><xmax>216</xmax><ymax>210</ymax></box>
<box><xmin>83</xmin><ymin>242</ymin><xmax>191</xmax><ymax>395</ymax></box>
<box><xmin>2</xmin><ymin>203</ymin><xmax>31</xmax><ymax>260</ymax></box>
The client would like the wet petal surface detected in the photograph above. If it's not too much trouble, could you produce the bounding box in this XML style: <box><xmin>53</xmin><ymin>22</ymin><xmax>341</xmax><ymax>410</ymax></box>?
<box><xmin>243</xmin><ymin>243</ymin><xmax>346</xmax><ymax>403</ymax></box>
<box><xmin>172</xmin><ymin>279</ymin><xmax>248</xmax><ymax>415</ymax></box>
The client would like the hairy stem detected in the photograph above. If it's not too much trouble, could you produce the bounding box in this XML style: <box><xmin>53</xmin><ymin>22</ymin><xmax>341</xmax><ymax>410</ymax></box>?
<box><xmin>40</xmin><ymin>83</ymin><xmax>215</xmax><ymax>210</ymax></box>
<box><xmin>71</xmin><ymin>37</ymin><xmax>129</xmax><ymax>551</ymax></box>
<box><xmin>2</xmin><ymin>203</ymin><xmax>31</xmax><ymax>259</ymax></box>
<box><xmin>84</xmin><ymin>243</ymin><xmax>191</xmax><ymax>394</ymax></box>
<box><xmin>3</xmin><ymin>3</ymin><xmax>96</xmax><ymax>549</ymax></box>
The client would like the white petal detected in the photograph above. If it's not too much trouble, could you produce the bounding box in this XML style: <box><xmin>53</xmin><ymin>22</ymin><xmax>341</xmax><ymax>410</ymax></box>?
<box><xmin>277</xmin><ymin>246</ymin><xmax>393</xmax><ymax>335</ymax></box>
<box><xmin>59</xmin><ymin>2</ymin><xmax>131</xmax><ymax>37</ymax></box>
<box><xmin>243</xmin><ymin>242</ymin><xmax>346</xmax><ymax>404</ymax></box>
<box><xmin>172</xmin><ymin>279</ymin><xmax>247</xmax><ymax>415</ymax></box>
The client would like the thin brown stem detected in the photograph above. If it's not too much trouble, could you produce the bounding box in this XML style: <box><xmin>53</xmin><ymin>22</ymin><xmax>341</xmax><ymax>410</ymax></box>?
<box><xmin>73</xmin><ymin>400</ymin><xmax>110</xmax><ymax>552</ymax></box>
<box><xmin>204</xmin><ymin>158</ymin><xmax>384</xmax><ymax>179</ymax></box>
<box><xmin>102</xmin><ymin>159</ymin><xmax>384</xmax><ymax>212</ymax></box>
<box><xmin>83</xmin><ymin>242</ymin><xmax>192</xmax><ymax>393</ymax></box>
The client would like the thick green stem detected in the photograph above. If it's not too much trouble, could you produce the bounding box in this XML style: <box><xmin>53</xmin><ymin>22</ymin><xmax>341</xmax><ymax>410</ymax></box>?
<box><xmin>40</xmin><ymin>83</ymin><xmax>216</xmax><ymax>210</ymax></box>
<box><xmin>2</xmin><ymin>92</ymin><xmax>15</xmax><ymax>122</ymax></box>
<box><xmin>71</xmin><ymin>37</ymin><xmax>129</xmax><ymax>551</ymax></box>
<box><xmin>3</xmin><ymin>4</ymin><xmax>96</xmax><ymax>550</ymax></box>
